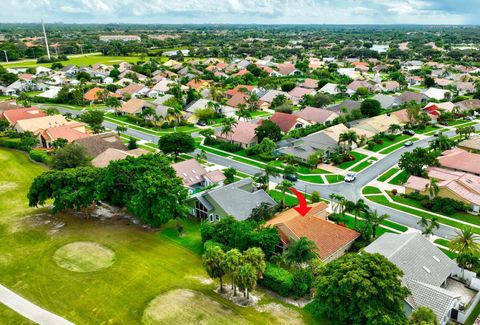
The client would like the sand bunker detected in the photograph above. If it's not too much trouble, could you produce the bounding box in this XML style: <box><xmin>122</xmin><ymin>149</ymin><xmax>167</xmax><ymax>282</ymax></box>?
<box><xmin>53</xmin><ymin>241</ymin><xmax>115</xmax><ymax>272</ymax></box>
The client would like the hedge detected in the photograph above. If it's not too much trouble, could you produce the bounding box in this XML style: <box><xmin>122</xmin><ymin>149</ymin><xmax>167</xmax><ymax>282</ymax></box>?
<box><xmin>0</xmin><ymin>137</ymin><xmax>22</xmax><ymax>149</ymax></box>
<box><xmin>258</xmin><ymin>262</ymin><xmax>293</xmax><ymax>297</ymax></box>
<box><xmin>29</xmin><ymin>150</ymin><xmax>51</xmax><ymax>164</ymax></box>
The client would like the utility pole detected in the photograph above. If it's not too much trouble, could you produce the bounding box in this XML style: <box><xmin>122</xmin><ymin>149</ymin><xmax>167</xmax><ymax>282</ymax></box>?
<box><xmin>3</xmin><ymin>50</ymin><xmax>7</xmax><ymax>63</ymax></box>
<box><xmin>42</xmin><ymin>19</ymin><xmax>51</xmax><ymax>60</ymax></box>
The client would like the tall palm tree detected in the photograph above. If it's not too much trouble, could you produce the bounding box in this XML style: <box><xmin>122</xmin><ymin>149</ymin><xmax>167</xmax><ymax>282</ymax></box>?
<box><xmin>365</xmin><ymin>210</ymin><xmax>389</xmax><ymax>238</ymax></box>
<box><xmin>263</xmin><ymin>162</ymin><xmax>280</xmax><ymax>191</ymax></box>
<box><xmin>166</xmin><ymin>106</ymin><xmax>184</xmax><ymax>125</ymax></box>
<box><xmin>429</xmin><ymin>135</ymin><xmax>453</xmax><ymax>151</ymax></box>
<box><xmin>209</xmin><ymin>86</ymin><xmax>222</xmax><ymax>103</ymax></box>
<box><xmin>449</xmin><ymin>227</ymin><xmax>480</xmax><ymax>278</ymax></box>
<box><xmin>338</xmin><ymin>130</ymin><xmax>358</xmax><ymax>152</ymax></box>
<box><xmin>388</xmin><ymin>124</ymin><xmax>402</xmax><ymax>134</ymax></box>
<box><xmin>352</xmin><ymin>199</ymin><xmax>368</xmax><ymax>228</ymax></box>
<box><xmin>237</xmin><ymin>103</ymin><xmax>252</xmax><ymax>121</ymax></box>
<box><xmin>276</xmin><ymin>180</ymin><xmax>293</xmax><ymax>208</ymax></box>
<box><xmin>285</xmin><ymin>237</ymin><xmax>318</xmax><ymax>264</ymax></box>
<box><xmin>220</xmin><ymin>117</ymin><xmax>238</xmax><ymax>141</ymax></box>
<box><xmin>428</xmin><ymin>179</ymin><xmax>440</xmax><ymax>199</ymax></box>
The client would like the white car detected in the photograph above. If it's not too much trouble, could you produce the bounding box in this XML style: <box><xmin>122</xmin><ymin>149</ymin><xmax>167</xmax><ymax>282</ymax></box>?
<box><xmin>344</xmin><ymin>172</ymin><xmax>357</xmax><ymax>183</ymax></box>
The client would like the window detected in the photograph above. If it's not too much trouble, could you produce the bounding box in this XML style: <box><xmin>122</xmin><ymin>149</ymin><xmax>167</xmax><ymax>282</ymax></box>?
<box><xmin>194</xmin><ymin>200</ymin><xmax>209</xmax><ymax>220</ymax></box>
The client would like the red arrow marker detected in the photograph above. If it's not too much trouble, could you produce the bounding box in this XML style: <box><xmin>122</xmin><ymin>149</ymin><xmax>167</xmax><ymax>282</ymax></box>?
<box><xmin>289</xmin><ymin>188</ymin><xmax>312</xmax><ymax>216</ymax></box>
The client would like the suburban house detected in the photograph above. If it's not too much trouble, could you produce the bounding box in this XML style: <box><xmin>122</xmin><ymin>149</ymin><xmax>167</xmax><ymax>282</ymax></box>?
<box><xmin>438</xmin><ymin>148</ymin><xmax>480</xmax><ymax>176</ymax></box>
<box><xmin>40</xmin><ymin>123</ymin><xmax>89</xmax><ymax>148</ymax></box>
<box><xmin>189</xmin><ymin>178</ymin><xmax>276</xmax><ymax>222</ymax></box>
<box><xmin>92</xmin><ymin>148</ymin><xmax>148</xmax><ymax>168</ymax></box>
<box><xmin>372</xmin><ymin>94</ymin><xmax>401</xmax><ymax>109</ymax></box>
<box><xmin>354</xmin><ymin>114</ymin><xmax>404</xmax><ymax>134</ymax></box>
<box><xmin>275</xmin><ymin>63</ymin><xmax>299</xmax><ymax>76</ymax></box>
<box><xmin>74</xmin><ymin>132</ymin><xmax>127</xmax><ymax>160</ymax></box>
<box><xmin>397</xmin><ymin>91</ymin><xmax>428</xmax><ymax>104</ymax></box>
<box><xmin>185</xmin><ymin>99</ymin><xmax>236</xmax><ymax>123</ymax></box>
<box><xmin>172</xmin><ymin>158</ymin><xmax>226</xmax><ymax>192</ymax></box>
<box><xmin>375</xmin><ymin>80</ymin><xmax>401</xmax><ymax>93</ymax></box>
<box><xmin>288</xmin><ymin>86</ymin><xmax>315</xmax><ymax>103</ymax></box>
<box><xmin>277</xmin><ymin>129</ymin><xmax>340</xmax><ymax>163</ymax></box>
<box><xmin>226</xmin><ymin>92</ymin><xmax>250</xmax><ymax>108</ymax></box>
<box><xmin>405</xmin><ymin>167</ymin><xmax>480</xmax><ymax>213</ymax></box>
<box><xmin>347</xmin><ymin>80</ymin><xmax>374</xmax><ymax>95</ymax></box>
<box><xmin>186</xmin><ymin>79</ymin><xmax>210</xmax><ymax>91</ymax></box>
<box><xmin>117</xmin><ymin>83</ymin><xmax>150</xmax><ymax>98</ymax></box>
<box><xmin>424</xmin><ymin>88</ymin><xmax>451</xmax><ymax>101</ymax></box>
<box><xmin>319</xmin><ymin>83</ymin><xmax>341</xmax><ymax>95</ymax></box>
<box><xmin>2</xmin><ymin>107</ymin><xmax>47</xmax><ymax>126</ymax></box>
<box><xmin>225</xmin><ymin>85</ymin><xmax>256</xmax><ymax>98</ymax></box>
<box><xmin>118</xmin><ymin>98</ymin><xmax>156</xmax><ymax>116</ymax></box>
<box><xmin>458</xmin><ymin>137</ymin><xmax>480</xmax><ymax>152</ymax></box>
<box><xmin>365</xmin><ymin>232</ymin><xmax>480</xmax><ymax>325</ymax></box>
<box><xmin>215</xmin><ymin>121</ymin><xmax>258</xmax><ymax>148</ymax></box>
<box><xmin>293</xmin><ymin>107</ymin><xmax>339</xmax><ymax>124</ymax></box>
<box><xmin>456</xmin><ymin>99</ymin><xmax>480</xmax><ymax>112</ymax></box>
<box><xmin>268</xmin><ymin>112</ymin><xmax>310</xmax><ymax>133</ymax></box>
<box><xmin>327</xmin><ymin>100</ymin><xmax>361</xmax><ymax>115</ymax></box>
<box><xmin>83</xmin><ymin>87</ymin><xmax>121</xmax><ymax>104</ymax></box>
<box><xmin>258</xmin><ymin>90</ymin><xmax>292</xmax><ymax>109</ymax></box>
<box><xmin>299</xmin><ymin>78</ymin><xmax>319</xmax><ymax>89</ymax></box>
<box><xmin>14</xmin><ymin>115</ymin><xmax>70</xmax><ymax>134</ymax></box>
<box><xmin>265</xmin><ymin>202</ymin><xmax>360</xmax><ymax>262</ymax></box>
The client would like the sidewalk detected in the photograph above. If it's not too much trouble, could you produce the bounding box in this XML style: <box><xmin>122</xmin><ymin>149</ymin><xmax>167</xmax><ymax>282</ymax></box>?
<box><xmin>0</xmin><ymin>284</ymin><xmax>74</xmax><ymax>325</ymax></box>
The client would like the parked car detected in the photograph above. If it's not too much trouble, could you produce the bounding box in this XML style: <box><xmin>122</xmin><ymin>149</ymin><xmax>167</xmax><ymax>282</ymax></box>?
<box><xmin>403</xmin><ymin>129</ymin><xmax>416</xmax><ymax>136</ymax></box>
<box><xmin>197</xmin><ymin>121</ymin><xmax>206</xmax><ymax>126</ymax></box>
<box><xmin>464</xmin><ymin>116</ymin><xmax>475</xmax><ymax>121</ymax></box>
<box><xmin>433</xmin><ymin>130</ymin><xmax>442</xmax><ymax>137</ymax></box>
<box><xmin>344</xmin><ymin>172</ymin><xmax>357</xmax><ymax>183</ymax></box>
<box><xmin>404</xmin><ymin>141</ymin><xmax>414</xmax><ymax>147</ymax></box>
<box><xmin>284</xmin><ymin>174</ymin><xmax>298</xmax><ymax>182</ymax></box>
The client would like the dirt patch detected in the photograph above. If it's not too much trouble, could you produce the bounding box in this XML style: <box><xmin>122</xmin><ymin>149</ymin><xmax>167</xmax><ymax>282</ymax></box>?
<box><xmin>256</xmin><ymin>303</ymin><xmax>305</xmax><ymax>325</ymax></box>
<box><xmin>188</xmin><ymin>276</ymin><xmax>213</xmax><ymax>285</ymax></box>
<box><xmin>142</xmin><ymin>289</ymin><xmax>247</xmax><ymax>325</ymax></box>
<box><xmin>53</xmin><ymin>241</ymin><xmax>116</xmax><ymax>272</ymax></box>
<box><xmin>0</xmin><ymin>181</ymin><xmax>17</xmax><ymax>193</ymax></box>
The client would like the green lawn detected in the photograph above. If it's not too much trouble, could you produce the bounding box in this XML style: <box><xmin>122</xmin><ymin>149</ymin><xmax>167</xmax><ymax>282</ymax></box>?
<box><xmin>269</xmin><ymin>190</ymin><xmax>300</xmax><ymax>207</ymax></box>
<box><xmin>341</xmin><ymin>214</ymin><xmax>393</xmax><ymax>237</ymax></box>
<box><xmin>377</xmin><ymin>168</ymin><xmax>400</xmax><ymax>182</ymax></box>
<box><xmin>362</xmin><ymin>186</ymin><xmax>382</xmax><ymax>195</ymax></box>
<box><xmin>389</xmin><ymin>171</ymin><xmax>409</xmax><ymax>185</ymax></box>
<box><xmin>298</xmin><ymin>175</ymin><xmax>325</xmax><ymax>184</ymax></box>
<box><xmin>434</xmin><ymin>238</ymin><xmax>450</xmax><ymax>247</ymax></box>
<box><xmin>337</xmin><ymin>152</ymin><xmax>368</xmax><ymax>170</ymax></box>
<box><xmin>0</xmin><ymin>148</ymin><xmax>317</xmax><ymax>324</ymax></box>
<box><xmin>415</xmin><ymin>125</ymin><xmax>440</xmax><ymax>134</ymax></box>
<box><xmin>369</xmin><ymin>135</ymin><xmax>410</xmax><ymax>152</ymax></box>
<box><xmin>105</xmin><ymin>113</ymin><xmax>198</xmax><ymax>134</ymax></box>
<box><xmin>4</xmin><ymin>55</ymin><xmax>148</xmax><ymax>68</ymax></box>
<box><xmin>380</xmin><ymin>137</ymin><xmax>418</xmax><ymax>155</ymax></box>
<box><xmin>325</xmin><ymin>174</ymin><xmax>344</xmax><ymax>183</ymax></box>
<box><xmin>350</xmin><ymin>157</ymin><xmax>377</xmax><ymax>173</ymax></box>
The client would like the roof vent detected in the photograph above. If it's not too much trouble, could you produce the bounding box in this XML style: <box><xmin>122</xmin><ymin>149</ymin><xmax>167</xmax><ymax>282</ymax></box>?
<box><xmin>423</xmin><ymin>266</ymin><xmax>431</xmax><ymax>273</ymax></box>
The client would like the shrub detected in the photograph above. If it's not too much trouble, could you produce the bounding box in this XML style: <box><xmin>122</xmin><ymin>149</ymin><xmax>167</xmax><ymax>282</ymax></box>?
<box><xmin>218</xmin><ymin>141</ymin><xmax>242</xmax><ymax>153</ymax></box>
<box><xmin>385</xmin><ymin>134</ymin><xmax>396</xmax><ymax>141</ymax></box>
<box><xmin>29</xmin><ymin>150</ymin><xmax>51</xmax><ymax>164</ymax></box>
<box><xmin>0</xmin><ymin>137</ymin><xmax>22</xmax><ymax>149</ymax></box>
<box><xmin>291</xmin><ymin>268</ymin><xmax>314</xmax><ymax>299</ymax></box>
<box><xmin>311</xmin><ymin>191</ymin><xmax>321</xmax><ymax>203</ymax></box>
<box><xmin>367</xmin><ymin>141</ymin><xmax>376</xmax><ymax>150</ymax></box>
<box><xmin>259</xmin><ymin>263</ymin><xmax>293</xmax><ymax>297</ymax></box>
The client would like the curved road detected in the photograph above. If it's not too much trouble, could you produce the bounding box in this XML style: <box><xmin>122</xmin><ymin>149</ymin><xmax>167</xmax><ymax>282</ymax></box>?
<box><xmin>53</xmin><ymin>105</ymin><xmax>477</xmax><ymax>239</ymax></box>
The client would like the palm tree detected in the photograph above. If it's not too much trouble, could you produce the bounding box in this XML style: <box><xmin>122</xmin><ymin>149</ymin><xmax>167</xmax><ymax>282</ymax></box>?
<box><xmin>209</xmin><ymin>86</ymin><xmax>222</xmax><ymax>103</ymax></box>
<box><xmin>284</xmin><ymin>237</ymin><xmax>318</xmax><ymax>264</ymax></box>
<box><xmin>106</xmin><ymin>97</ymin><xmax>122</xmax><ymax>115</ymax></box>
<box><xmin>276</xmin><ymin>180</ymin><xmax>293</xmax><ymax>208</ymax></box>
<box><xmin>116</xmin><ymin>125</ymin><xmax>127</xmax><ymax>135</ymax></box>
<box><xmin>220</xmin><ymin>117</ymin><xmax>238</xmax><ymax>141</ymax></box>
<box><xmin>338</xmin><ymin>130</ymin><xmax>358</xmax><ymax>152</ymax></box>
<box><xmin>263</xmin><ymin>162</ymin><xmax>279</xmax><ymax>191</ymax></box>
<box><xmin>449</xmin><ymin>227</ymin><xmax>480</xmax><ymax>278</ymax></box>
<box><xmin>166</xmin><ymin>106</ymin><xmax>184</xmax><ymax>125</ymax></box>
<box><xmin>429</xmin><ymin>135</ymin><xmax>453</xmax><ymax>151</ymax></box>
<box><xmin>388</xmin><ymin>124</ymin><xmax>402</xmax><ymax>134</ymax></box>
<box><xmin>237</xmin><ymin>103</ymin><xmax>252</xmax><ymax>121</ymax></box>
<box><xmin>351</xmin><ymin>199</ymin><xmax>368</xmax><ymax>228</ymax></box>
<box><xmin>246</xmin><ymin>92</ymin><xmax>259</xmax><ymax>111</ymax></box>
<box><xmin>428</xmin><ymin>179</ymin><xmax>440</xmax><ymax>199</ymax></box>
<box><xmin>365</xmin><ymin>210</ymin><xmax>388</xmax><ymax>238</ymax></box>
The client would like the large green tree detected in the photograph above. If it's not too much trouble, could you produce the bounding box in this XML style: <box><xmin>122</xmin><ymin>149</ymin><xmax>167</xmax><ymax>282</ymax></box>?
<box><xmin>158</xmin><ymin>132</ymin><xmax>195</xmax><ymax>159</ymax></box>
<box><xmin>407</xmin><ymin>307</ymin><xmax>439</xmax><ymax>325</ymax></box>
<box><xmin>308</xmin><ymin>253</ymin><xmax>409</xmax><ymax>324</ymax></box>
<box><xmin>255</xmin><ymin>120</ymin><xmax>282</xmax><ymax>142</ymax></box>
<box><xmin>360</xmin><ymin>99</ymin><xmax>382</xmax><ymax>117</ymax></box>
<box><xmin>80</xmin><ymin>110</ymin><xmax>105</xmax><ymax>133</ymax></box>
<box><xmin>203</xmin><ymin>246</ymin><xmax>228</xmax><ymax>292</ymax></box>
<box><xmin>51</xmin><ymin>143</ymin><xmax>92</xmax><ymax>170</ymax></box>
<box><xmin>399</xmin><ymin>148</ymin><xmax>440</xmax><ymax>177</ymax></box>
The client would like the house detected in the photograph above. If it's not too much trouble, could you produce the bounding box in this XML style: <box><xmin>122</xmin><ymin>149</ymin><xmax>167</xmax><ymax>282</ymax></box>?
<box><xmin>189</xmin><ymin>178</ymin><xmax>276</xmax><ymax>222</ymax></box>
<box><xmin>347</xmin><ymin>80</ymin><xmax>374</xmax><ymax>95</ymax></box>
<box><xmin>150</xmin><ymin>79</ymin><xmax>179</xmax><ymax>95</ymax></box>
<box><xmin>258</xmin><ymin>90</ymin><xmax>291</xmax><ymax>109</ymax></box>
<box><xmin>265</xmin><ymin>203</ymin><xmax>360</xmax><ymax>262</ymax></box>
<box><xmin>186</xmin><ymin>79</ymin><xmax>209</xmax><ymax>91</ymax></box>
<box><xmin>215</xmin><ymin>121</ymin><xmax>258</xmax><ymax>148</ymax></box>
<box><xmin>354</xmin><ymin>114</ymin><xmax>405</xmax><ymax>134</ymax></box>
<box><xmin>117</xmin><ymin>83</ymin><xmax>150</xmax><ymax>98</ymax></box>
<box><xmin>83</xmin><ymin>87</ymin><xmax>121</xmax><ymax>103</ymax></box>
<box><xmin>438</xmin><ymin>148</ymin><xmax>480</xmax><ymax>176</ymax></box>
<box><xmin>92</xmin><ymin>148</ymin><xmax>150</xmax><ymax>168</ymax></box>
<box><xmin>275</xmin><ymin>63</ymin><xmax>299</xmax><ymax>76</ymax></box>
<box><xmin>405</xmin><ymin>167</ymin><xmax>480</xmax><ymax>213</ymax></box>
<box><xmin>424</xmin><ymin>88</ymin><xmax>451</xmax><ymax>101</ymax></box>
<box><xmin>365</xmin><ymin>232</ymin><xmax>480</xmax><ymax>325</ymax></box>
<box><xmin>37</xmin><ymin>86</ymin><xmax>62</xmax><ymax>99</ymax></box>
<box><xmin>293</xmin><ymin>107</ymin><xmax>338</xmax><ymax>124</ymax></box>
<box><xmin>327</xmin><ymin>100</ymin><xmax>361</xmax><ymax>114</ymax></box>
<box><xmin>288</xmin><ymin>87</ymin><xmax>315</xmax><ymax>102</ymax></box>
<box><xmin>397</xmin><ymin>91</ymin><xmax>428</xmax><ymax>104</ymax></box>
<box><xmin>375</xmin><ymin>80</ymin><xmax>401</xmax><ymax>93</ymax></box>
<box><xmin>372</xmin><ymin>94</ymin><xmax>401</xmax><ymax>109</ymax></box>
<box><xmin>74</xmin><ymin>132</ymin><xmax>127</xmax><ymax>159</ymax></box>
<box><xmin>319</xmin><ymin>83</ymin><xmax>341</xmax><ymax>95</ymax></box>
<box><xmin>269</xmin><ymin>112</ymin><xmax>310</xmax><ymax>133</ymax></box>
<box><xmin>40</xmin><ymin>123</ymin><xmax>89</xmax><ymax>148</ymax></box>
<box><xmin>337</xmin><ymin>68</ymin><xmax>358</xmax><ymax>79</ymax></box>
<box><xmin>299</xmin><ymin>78</ymin><xmax>319</xmax><ymax>89</ymax></box>
<box><xmin>458</xmin><ymin>137</ymin><xmax>480</xmax><ymax>152</ymax></box>
<box><xmin>391</xmin><ymin>109</ymin><xmax>411</xmax><ymax>124</ymax></box>
<box><xmin>456</xmin><ymin>99</ymin><xmax>480</xmax><ymax>112</ymax></box>
<box><xmin>14</xmin><ymin>115</ymin><xmax>69</xmax><ymax>134</ymax></box>
<box><xmin>118</xmin><ymin>98</ymin><xmax>155</xmax><ymax>116</ymax></box>
<box><xmin>185</xmin><ymin>99</ymin><xmax>235</xmax><ymax>123</ymax></box>
<box><xmin>226</xmin><ymin>85</ymin><xmax>256</xmax><ymax>98</ymax></box>
<box><xmin>172</xmin><ymin>158</ymin><xmax>226</xmax><ymax>192</ymax></box>
<box><xmin>226</xmin><ymin>92</ymin><xmax>250</xmax><ymax>108</ymax></box>
<box><xmin>2</xmin><ymin>107</ymin><xmax>47</xmax><ymax>126</ymax></box>
<box><xmin>456</xmin><ymin>82</ymin><xmax>476</xmax><ymax>95</ymax></box>
<box><xmin>277</xmin><ymin>131</ymin><xmax>340</xmax><ymax>163</ymax></box>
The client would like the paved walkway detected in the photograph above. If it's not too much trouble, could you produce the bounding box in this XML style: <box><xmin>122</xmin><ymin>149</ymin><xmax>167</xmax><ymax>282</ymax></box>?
<box><xmin>0</xmin><ymin>284</ymin><xmax>74</xmax><ymax>325</ymax></box>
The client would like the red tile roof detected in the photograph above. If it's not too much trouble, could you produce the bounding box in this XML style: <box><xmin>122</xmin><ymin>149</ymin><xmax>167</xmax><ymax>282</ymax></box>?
<box><xmin>216</xmin><ymin>121</ymin><xmax>257</xmax><ymax>145</ymax></box>
<box><xmin>41</xmin><ymin>124</ymin><xmax>89</xmax><ymax>143</ymax></box>
<box><xmin>439</xmin><ymin>148</ymin><xmax>480</xmax><ymax>175</ymax></box>
<box><xmin>3</xmin><ymin>108</ymin><xmax>46</xmax><ymax>125</ymax></box>
<box><xmin>269</xmin><ymin>112</ymin><xmax>301</xmax><ymax>133</ymax></box>
<box><xmin>226</xmin><ymin>92</ymin><xmax>250</xmax><ymax>108</ymax></box>
<box><xmin>226</xmin><ymin>85</ymin><xmax>255</xmax><ymax>97</ymax></box>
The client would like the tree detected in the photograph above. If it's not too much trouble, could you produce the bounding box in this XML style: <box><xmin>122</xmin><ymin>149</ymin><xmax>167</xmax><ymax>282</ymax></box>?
<box><xmin>350</xmin><ymin>199</ymin><xmax>368</xmax><ymax>228</ymax></box>
<box><xmin>307</xmin><ymin>150</ymin><xmax>324</xmax><ymax>168</ymax></box>
<box><xmin>106</xmin><ymin>97</ymin><xmax>122</xmax><ymax>114</ymax></box>
<box><xmin>256</xmin><ymin>137</ymin><xmax>276</xmax><ymax>159</ymax></box>
<box><xmin>408</xmin><ymin>307</ymin><xmax>439</xmax><ymax>325</ymax></box>
<box><xmin>417</xmin><ymin>216</ymin><xmax>439</xmax><ymax>238</ymax></box>
<box><xmin>338</xmin><ymin>130</ymin><xmax>358</xmax><ymax>151</ymax></box>
<box><xmin>456</xmin><ymin>126</ymin><xmax>476</xmax><ymax>140</ymax></box>
<box><xmin>80</xmin><ymin>110</ymin><xmax>104</xmax><ymax>133</ymax></box>
<box><xmin>399</xmin><ymin>148</ymin><xmax>440</xmax><ymax>177</ymax></box>
<box><xmin>116</xmin><ymin>125</ymin><xmax>127</xmax><ymax>135</ymax></box>
<box><xmin>225</xmin><ymin>248</ymin><xmax>242</xmax><ymax>295</ymax></box>
<box><xmin>360</xmin><ymin>99</ymin><xmax>381</xmax><ymax>117</ymax></box>
<box><xmin>51</xmin><ymin>138</ymin><xmax>68</xmax><ymax>149</ymax></box>
<box><xmin>364</xmin><ymin>210</ymin><xmax>389</xmax><ymax>238</ymax></box>
<box><xmin>310</xmin><ymin>191</ymin><xmax>321</xmax><ymax>203</ymax></box>
<box><xmin>263</xmin><ymin>162</ymin><xmax>280</xmax><ymax>190</ymax></box>
<box><xmin>255</xmin><ymin>120</ymin><xmax>282</xmax><ymax>142</ymax></box>
<box><xmin>44</xmin><ymin>107</ymin><xmax>59</xmax><ymax>116</ymax></box>
<box><xmin>407</xmin><ymin>105</ymin><xmax>421</xmax><ymax>126</ymax></box>
<box><xmin>428</xmin><ymin>179</ymin><xmax>439</xmax><ymax>199</ymax></box>
<box><xmin>51</xmin><ymin>143</ymin><xmax>92</xmax><ymax>170</ymax></box>
<box><xmin>127</xmin><ymin>137</ymin><xmax>138</xmax><ymax>150</ymax></box>
<box><xmin>424</xmin><ymin>76</ymin><xmax>435</xmax><ymax>88</ymax></box>
<box><xmin>275</xmin><ymin>180</ymin><xmax>293</xmax><ymax>208</ymax></box>
<box><xmin>195</xmin><ymin>107</ymin><xmax>215</xmax><ymax>122</ymax></box>
<box><xmin>223</xmin><ymin>167</ymin><xmax>237</xmax><ymax>184</ymax></box>
<box><xmin>249</xmin><ymin>202</ymin><xmax>275</xmax><ymax>222</ymax></box>
<box><xmin>308</xmin><ymin>253</ymin><xmax>409</xmax><ymax>324</ymax></box>
<box><xmin>28</xmin><ymin>167</ymin><xmax>101</xmax><ymax>213</ymax></box>
<box><xmin>203</xmin><ymin>246</ymin><xmax>227</xmax><ymax>292</ymax></box>
<box><xmin>282</xmin><ymin>163</ymin><xmax>297</xmax><ymax>179</ymax></box>
<box><xmin>449</xmin><ymin>227</ymin><xmax>480</xmax><ymax>278</ymax></box>
<box><xmin>285</xmin><ymin>237</ymin><xmax>318</xmax><ymax>264</ymax></box>
<box><xmin>388</xmin><ymin>124</ymin><xmax>402</xmax><ymax>134</ymax></box>
<box><xmin>242</xmin><ymin>247</ymin><xmax>266</xmax><ymax>279</ymax></box>
<box><xmin>236</xmin><ymin>103</ymin><xmax>252</xmax><ymax>121</ymax></box>
<box><xmin>429</xmin><ymin>135</ymin><xmax>454</xmax><ymax>151</ymax></box>
<box><xmin>158</xmin><ymin>132</ymin><xmax>195</xmax><ymax>159</ymax></box>
<box><xmin>270</xmin><ymin>94</ymin><xmax>289</xmax><ymax>110</ymax></box>
<box><xmin>220</xmin><ymin>117</ymin><xmax>238</xmax><ymax>140</ymax></box>
<box><xmin>237</xmin><ymin>263</ymin><xmax>257</xmax><ymax>299</ymax></box>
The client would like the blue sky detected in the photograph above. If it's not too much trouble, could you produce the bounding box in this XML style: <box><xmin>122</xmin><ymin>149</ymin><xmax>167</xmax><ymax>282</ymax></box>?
<box><xmin>1</xmin><ymin>0</ymin><xmax>480</xmax><ymax>24</ymax></box>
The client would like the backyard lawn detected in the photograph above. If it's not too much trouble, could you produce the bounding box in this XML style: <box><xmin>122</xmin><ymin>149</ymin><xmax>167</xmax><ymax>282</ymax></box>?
<box><xmin>0</xmin><ymin>148</ymin><xmax>318</xmax><ymax>324</ymax></box>
<box><xmin>3</xmin><ymin>55</ymin><xmax>148</xmax><ymax>68</ymax></box>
